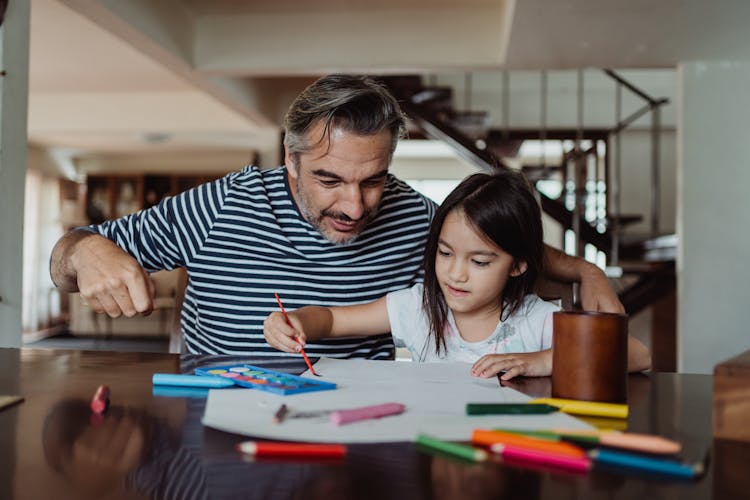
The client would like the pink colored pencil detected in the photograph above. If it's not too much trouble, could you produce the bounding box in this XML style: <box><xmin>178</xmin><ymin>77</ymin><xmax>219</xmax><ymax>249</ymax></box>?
<box><xmin>491</xmin><ymin>443</ymin><xmax>592</xmax><ymax>473</ymax></box>
<box><xmin>331</xmin><ymin>402</ymin><xmax>405</xmax><ymax>425</ymax></box>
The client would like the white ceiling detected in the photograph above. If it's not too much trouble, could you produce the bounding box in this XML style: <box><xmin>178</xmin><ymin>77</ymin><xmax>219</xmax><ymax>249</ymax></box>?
<box><xmin>25</xmin><ymin>0</ymin><xmax>750</xmax><ymax>169</ymax></box>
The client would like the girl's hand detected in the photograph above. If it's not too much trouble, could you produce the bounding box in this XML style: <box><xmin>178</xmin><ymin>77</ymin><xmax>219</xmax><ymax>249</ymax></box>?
<box><xmin>470</xmin><ymin>350</ymin><xmax>553</xmax><ymax>381</ymax></box>
<box><xmin>263</xmin><ymin>311</ymin><xmax>307</xmax><ymax>354</ymax></box>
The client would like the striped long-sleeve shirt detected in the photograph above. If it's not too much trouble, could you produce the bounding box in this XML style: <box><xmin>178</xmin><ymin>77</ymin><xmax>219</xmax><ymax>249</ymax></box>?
<box><xmin>94</xmin><ymin>166</ymin><xmax>436</xmax><ymax>359</ymax></box>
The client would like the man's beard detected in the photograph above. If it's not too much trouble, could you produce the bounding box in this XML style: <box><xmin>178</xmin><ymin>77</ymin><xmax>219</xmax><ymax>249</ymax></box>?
<box><xmin>295</xmin><ymin>176</ymin><xmax>374</xmax><ymax>246</ymax></box>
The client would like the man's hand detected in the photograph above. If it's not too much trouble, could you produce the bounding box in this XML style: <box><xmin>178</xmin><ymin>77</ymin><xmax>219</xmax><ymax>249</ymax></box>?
<box><xmin>543</xmin><ymin>245</ymin><xmax>625</xmax><ymax>314</ymax></box>
<box><xmin>66</xmin><ymin>234</ymin><xmax>155</xmax><ymax>318</ymax></box>
<box><xmin>578</xmin><ymin>264</ymin><xmax>625</xmax><ymax>314</ymax></box>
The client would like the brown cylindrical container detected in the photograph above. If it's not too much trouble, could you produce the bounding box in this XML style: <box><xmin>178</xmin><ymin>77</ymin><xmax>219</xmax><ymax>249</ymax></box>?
<box><xmin>552</xmin><ymin>311</ymin><xmax>628</xmax><ymax>403</ymax></box>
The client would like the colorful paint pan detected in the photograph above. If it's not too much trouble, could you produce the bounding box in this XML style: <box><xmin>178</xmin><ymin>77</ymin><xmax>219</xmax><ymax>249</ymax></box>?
<box><xmin>194</xmin><ymin>364</ymin><xmax>337</xmax><ymax>395</ymax></box>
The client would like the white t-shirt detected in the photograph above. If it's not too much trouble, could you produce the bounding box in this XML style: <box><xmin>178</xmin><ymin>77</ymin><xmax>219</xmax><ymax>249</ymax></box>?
<box><xmin>385</xmin><ymin>283</ymin><xmax>559</xmax><ymax>363</ymax></box>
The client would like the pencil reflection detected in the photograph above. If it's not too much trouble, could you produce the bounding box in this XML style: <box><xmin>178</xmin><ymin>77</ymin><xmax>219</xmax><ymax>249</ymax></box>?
<box><xmin>428</xmin><ymin>454</ymin><xmax>541</xmax><ymax>500</ymax></box>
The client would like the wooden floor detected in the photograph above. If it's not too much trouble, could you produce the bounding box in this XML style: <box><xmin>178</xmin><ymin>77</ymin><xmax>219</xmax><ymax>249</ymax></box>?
<box><xmin>24</xmin><ymin>331</ymin><xmax>170</xmax><ymax>353</ymax></box>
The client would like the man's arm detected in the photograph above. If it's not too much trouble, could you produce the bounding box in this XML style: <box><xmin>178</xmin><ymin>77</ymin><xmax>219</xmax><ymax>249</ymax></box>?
<box><xmin>627</xmin><ymin>335</ymin><xmax>652</xmax><ymax>372</ymax></box>
<box><xmin>543</xmin><ymin>245</ymin><xmax>625</xmax><ymax>314</ymax></box>
<box><xmin>50</xmin><ymin>229</ymin><xmax>155</xmax><ymax>317</ymax></box>
<box><xmin>49</xmin><ymin>229</ymin><xmax>92</xmax><ymax>292</ymax></box>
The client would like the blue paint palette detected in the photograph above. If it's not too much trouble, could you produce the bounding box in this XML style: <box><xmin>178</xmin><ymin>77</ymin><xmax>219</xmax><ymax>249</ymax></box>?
<box><xmin>194</xmin><ymin>364</ymin><xmax>337</xmax><ymax>395</ymax></box>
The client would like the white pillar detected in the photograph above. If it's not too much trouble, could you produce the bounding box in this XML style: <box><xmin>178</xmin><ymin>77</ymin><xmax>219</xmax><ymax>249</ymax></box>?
<box><xmin>678</xmin><ymin>61</ymin><xmax>750</xmax><ymax>373</ymax></box>
<box><xmin>0</xmin><ymin>0</ymin><xmax>30</xmax><ymax>346</ymax></box>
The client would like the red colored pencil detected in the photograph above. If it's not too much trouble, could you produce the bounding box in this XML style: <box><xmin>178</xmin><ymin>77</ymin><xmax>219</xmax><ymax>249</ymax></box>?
<box><xmin>236</xmin><ymin>441</ymin><xmax>346</xmax><ymax>458</ymax></box>
<box><xmin>274</xmin><ymin>292</ymin><xmax>320</xmax><ymax>376</ymax></box>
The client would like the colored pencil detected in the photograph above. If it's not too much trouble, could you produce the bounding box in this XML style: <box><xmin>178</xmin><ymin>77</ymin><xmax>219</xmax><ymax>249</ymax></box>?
<box><xmin>236</xmin><ymin>441</ymin><xmax>346</xmax><ymax>458</ymax></box>
<box><xmin>331</xmin><ymin>402</ymin><xmax>405</xmax><ymax>425</ymax></box>
<box><xmin>493</xmin><ymin>428</ymin><xmax>595</xmax><ymax>444</ymax></box>
<box><xmin>472</xmin><ymin>429</ymin><xmax>586</xmax><ymax>458</ymax></box>
<box><xmin>492</xmin><ymin>443</ymin><xmax>592</xmax><ymax>473</ymax></box>
<box><xmin>282</xmin><ymin>402</ymin><xmax>406</xmax><ymax>424</ymax></box>
<box><xmin>575</xmin><ymin>414</ymin><xmax>628</xmax><ymax>431</ymax></box>
<box><xmin>153</xmin><ymin>373</ymin><xmax>236</xmax><ymax>388</ymax></box>
<box><xmin>589</xmin><ymin>448</ymin><xmax>704</xmax><ymax>479</ymax></box>
<box><xmin>529</xmin><ymin>398</ymin><xmax>629</xmax><ymax>419</ymax></box>
<box><xmin>274</xmin><ymin>292</ymin><xmax>320</xmax><ymax>377</ymax></box>
<box><xmin>417</xmin><ymin>434</ymin><xmax>488</xmax><ymax>462</ymax></box>
<box><xmin>494</xmin><ymin>428</ymin><xmax>682</xmax><ymax>455</ymax></box>
<box><xmin>595</xmin><ymin>432</ymin><xmax>681</xmax><ymax>454</ymax></box>
<box><xmin>466</xmin><ymin>403</ymin><xmax>560</xmax><ymax>415</ymax></box>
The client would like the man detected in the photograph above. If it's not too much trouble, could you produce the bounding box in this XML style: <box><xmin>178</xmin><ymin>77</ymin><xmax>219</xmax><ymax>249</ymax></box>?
<box><xmin>50</xmin><ymin>74</ymin><xmax>622</xmax><ymax>358</ymax></box>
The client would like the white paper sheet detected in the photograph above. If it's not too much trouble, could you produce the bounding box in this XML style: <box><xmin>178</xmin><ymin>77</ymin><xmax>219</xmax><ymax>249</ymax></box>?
<box><xmin>202</xmin><ymin>358</ymin><xmax>592</xmax><ymax>443</ymax></box>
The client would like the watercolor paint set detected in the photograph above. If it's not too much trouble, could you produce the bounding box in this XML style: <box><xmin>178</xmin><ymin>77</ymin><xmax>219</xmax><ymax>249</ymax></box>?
<box><xmin>194</xmin><ymin>364</ymin><xmax>337</xmax><ymax>395</ymax></box>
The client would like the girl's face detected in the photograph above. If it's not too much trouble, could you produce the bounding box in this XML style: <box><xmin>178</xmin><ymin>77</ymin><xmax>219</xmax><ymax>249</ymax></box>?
<box><xmin>435</xmin><ymin>210</ymin><xmax>526</xmax><ymax>319</ymax></box>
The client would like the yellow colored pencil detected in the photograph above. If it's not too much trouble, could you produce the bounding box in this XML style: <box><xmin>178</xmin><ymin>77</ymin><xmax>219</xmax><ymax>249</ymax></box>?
<box><xmin>529</xmin><ymin>398</ymin><xmax>628</xmax><ymax>419</ymax></box>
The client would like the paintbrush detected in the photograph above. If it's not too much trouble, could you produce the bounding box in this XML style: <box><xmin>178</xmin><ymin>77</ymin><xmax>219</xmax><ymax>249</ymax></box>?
<box><xmin>274</xmin><ymin>292</ymin><xmax>321</xmax><ymax>377</ymax></box>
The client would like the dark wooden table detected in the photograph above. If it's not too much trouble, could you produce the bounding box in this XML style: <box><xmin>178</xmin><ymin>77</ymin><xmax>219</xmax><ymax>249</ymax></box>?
<box><xmin>0</xmin><ymin>347</ymin><xmax>746</xmax><ymax>500</ymax></box>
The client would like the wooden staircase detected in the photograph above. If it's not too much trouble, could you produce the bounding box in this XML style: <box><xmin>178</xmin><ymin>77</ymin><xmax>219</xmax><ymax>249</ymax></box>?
<box><xmin>381</xmin><ymin>74</ymin><xmax>676</xmax><ymax>368</ymax></box>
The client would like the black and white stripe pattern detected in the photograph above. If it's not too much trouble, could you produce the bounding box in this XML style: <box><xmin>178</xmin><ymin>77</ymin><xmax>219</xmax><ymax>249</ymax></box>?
<box><xmin>95</xmin><ymin>166</ymin><xmax>436</xmax><ymax>359</ymax></box>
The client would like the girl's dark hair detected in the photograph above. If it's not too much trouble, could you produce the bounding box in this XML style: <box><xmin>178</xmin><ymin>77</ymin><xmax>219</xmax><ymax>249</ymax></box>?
<box><xmin>421</xmin><ymin>170</ymin><xmax>544</xmax><ymax>355</ymax></box>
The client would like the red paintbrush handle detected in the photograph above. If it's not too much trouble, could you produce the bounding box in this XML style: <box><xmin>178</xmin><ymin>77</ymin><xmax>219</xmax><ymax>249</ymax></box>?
<box><xmin>275</xmin><ymin>292</ymin><xmax>318</xmax><ymax>375</ymax></box>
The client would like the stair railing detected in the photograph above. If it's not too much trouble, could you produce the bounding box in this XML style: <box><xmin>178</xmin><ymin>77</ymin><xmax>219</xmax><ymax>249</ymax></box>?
<box><xmin>385</xmin><ymin>70</ymin><xmax>669</xmax><ymax>267</ymax></box>
<box><xmin>604</xmin><ymin>69</ymin><xmax>670</xmax><ymax>265</ymax></box>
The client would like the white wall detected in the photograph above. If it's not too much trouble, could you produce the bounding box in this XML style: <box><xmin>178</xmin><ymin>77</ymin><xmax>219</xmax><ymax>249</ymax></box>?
<box><xmin>616</xmin><ymin>129</ymin><xmax>677</xmax><ymax>235</ymax></box>
<box><xmin>678</xmin><ymin>61</ymin><xmax>750</xmax><ymax>373</ymax></box>
<box><xmin>0</xmin><ymin>1</ymin><xmax>30</xmax><ymax>347</ymax></box>
<box><xmin>22</xmin><ymin>168</ymin><xmax>64</xmax><ymax>333</ymax></box>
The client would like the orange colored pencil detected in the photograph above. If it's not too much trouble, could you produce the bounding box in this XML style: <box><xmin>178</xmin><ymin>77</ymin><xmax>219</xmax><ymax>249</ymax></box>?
<box><xmin>472</xmin><ymin>429</ymin><xmax>586</xmax><ymax>458</ymax></box>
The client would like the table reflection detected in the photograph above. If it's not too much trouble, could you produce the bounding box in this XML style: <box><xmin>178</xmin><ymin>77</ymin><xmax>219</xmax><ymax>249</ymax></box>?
<box><xmin>0</xmin><ymin>349</ymin><xmax>720</xmax><ymax>500</ymax></box>
<box><xmin>427</xmin><ymin>454</ymin><xmax>541</xmax><ymax>500</ymax></box>
<box><xmin>42</xmin><ymin>398</ymin><xmax>208</xmax><ymax>499</ymax></box>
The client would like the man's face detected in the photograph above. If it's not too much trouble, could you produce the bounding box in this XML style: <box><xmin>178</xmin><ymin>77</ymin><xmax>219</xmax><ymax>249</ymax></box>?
<box><xmin>286</xmin><ymin>121</ymin><xmax>392</xmax><ymax>245</ymax></box>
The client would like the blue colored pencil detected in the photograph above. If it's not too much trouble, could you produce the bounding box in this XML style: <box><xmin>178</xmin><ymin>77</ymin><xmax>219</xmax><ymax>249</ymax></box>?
<box><xmin>152</xmin><ymin>373</ymin><xmax>236</xmax><ymax>388</ymax></box>
<box><xmin>589</xmin><ymin>448</ymin><xmax>704</xmax><ymax>479</ymax></box>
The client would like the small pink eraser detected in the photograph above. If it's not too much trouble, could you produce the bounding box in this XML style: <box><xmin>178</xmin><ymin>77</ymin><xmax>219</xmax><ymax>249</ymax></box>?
<box><xmin>90</xmin><ymin>385</ymin><xmax>110</xmax><ymax>414</ymax></box>
<box><xmin>330</xmin><ymin>402</ymin><xmax>405</xmax><ymax>426</ymax></box>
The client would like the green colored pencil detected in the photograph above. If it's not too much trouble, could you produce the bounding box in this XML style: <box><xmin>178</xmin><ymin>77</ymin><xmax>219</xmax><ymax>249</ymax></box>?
<box><xmin>466</xmin><ymin>403</ymin><xmax>560</xmax><ymax>415</ymax></box>
<box><xmin>493</xmin><ymin>428</ymin><xmax>599</xmax><ymax>445</ymax></box>
<box><xmin>416</xmin><ymin>434</ymin><xmax>488</xmax><ymax>462</ymax></box>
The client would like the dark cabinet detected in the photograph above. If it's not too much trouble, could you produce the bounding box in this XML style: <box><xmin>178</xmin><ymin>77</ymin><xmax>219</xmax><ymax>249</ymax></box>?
<box><xmin>85</xmin><ymin>173</ymin><xmax>223</xmax><ymax>223</ymax></box>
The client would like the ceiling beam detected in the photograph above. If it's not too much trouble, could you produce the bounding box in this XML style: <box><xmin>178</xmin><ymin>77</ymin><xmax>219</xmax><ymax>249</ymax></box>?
<box><xmin>60</xmin><ymin>0</ymin><xmax>277</xmax><ymax>126</ymax></box>
<box><xmin>194</xmin><ymin>4</ymin><xmax>513</xmax><ymax>76</ymax></box>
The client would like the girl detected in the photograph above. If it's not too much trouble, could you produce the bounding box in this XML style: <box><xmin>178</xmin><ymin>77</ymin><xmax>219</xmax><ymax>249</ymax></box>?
<box><xmin>264</xmin><ymin>170</ymin><xmax>651</xmax><ymax>380</ymax></box>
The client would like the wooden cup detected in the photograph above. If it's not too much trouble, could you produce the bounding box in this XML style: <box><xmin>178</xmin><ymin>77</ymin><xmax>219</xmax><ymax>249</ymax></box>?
<box><xmin>552</xmin><ymin>311</ymin><xmax>628</xmax><ymax>403</ymax></box>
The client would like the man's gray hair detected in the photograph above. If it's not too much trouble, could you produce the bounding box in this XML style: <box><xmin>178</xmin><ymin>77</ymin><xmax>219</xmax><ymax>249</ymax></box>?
<box><xmin>283</xmin><ymin>74</ymin><xmax>406</xmax><ymax>163</ymax></box>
